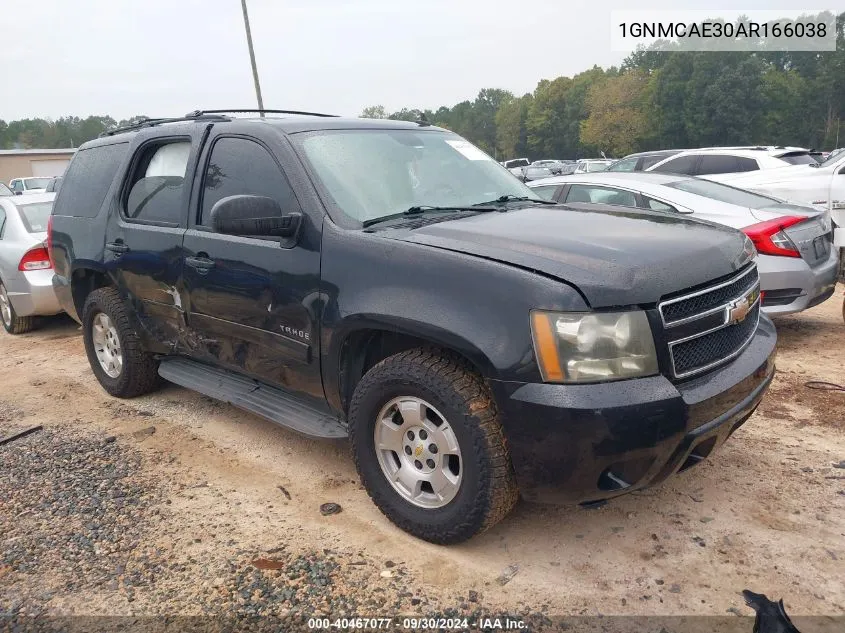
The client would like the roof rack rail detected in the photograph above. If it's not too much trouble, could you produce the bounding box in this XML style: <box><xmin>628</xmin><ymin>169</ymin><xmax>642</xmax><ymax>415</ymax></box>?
<box><xmin>99</xmin><ymin>113</ymin><xmax>231</xmax><ymax>137</ymax></box>
<box><xmin>186</xmin><ymin>108</ymin><xmax>340</xmax><ymax>118</ymax></box>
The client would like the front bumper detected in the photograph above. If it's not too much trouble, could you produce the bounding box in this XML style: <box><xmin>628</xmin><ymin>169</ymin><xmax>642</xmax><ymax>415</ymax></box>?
<box><xmin>492</xmin><ymin>315</ymin><xmax>777</xmax><ymax>504</ymax></box>
<box><xmin>758</xmin><ymin>250</ymin><xmax>838</xmax><ymax>316</ymax></box>
<box><xmin>6</xmin><ymin>269</ymin><xmax>62</xmax><ymax>317</ymax></box>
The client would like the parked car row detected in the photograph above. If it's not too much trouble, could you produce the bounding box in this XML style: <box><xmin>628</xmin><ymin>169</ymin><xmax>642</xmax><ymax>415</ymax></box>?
<box><xmin>7</xmin><ymin>176</ymin><xmax>63</xmax><ymax>196</ymax></box>
<box><xmin>2</xmin><ymin>114</ymin><xmax>834</xmax><ymax>545</ymax></box>
<box><xmin>527</xmin><ymin>172</ymin><xmax>837</xmax><ymax>317</ymax></box>
<box><xmin>502</xmin><ymin>157</ymin><xmax>616</xmax><ymax>182</ymax></box>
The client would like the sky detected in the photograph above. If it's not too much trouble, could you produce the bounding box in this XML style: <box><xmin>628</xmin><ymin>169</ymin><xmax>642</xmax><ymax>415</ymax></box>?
<box><xmin>1</xmin><ymin>0</ymin><xmax>835</xmax><ymax>121</ymax></box>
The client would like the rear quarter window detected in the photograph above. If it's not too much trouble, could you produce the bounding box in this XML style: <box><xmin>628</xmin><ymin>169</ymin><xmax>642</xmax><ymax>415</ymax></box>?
<box><xmin>52</xmin><ymin>142</ymin><xmax>130</xmax><ymax>218</ymax></box>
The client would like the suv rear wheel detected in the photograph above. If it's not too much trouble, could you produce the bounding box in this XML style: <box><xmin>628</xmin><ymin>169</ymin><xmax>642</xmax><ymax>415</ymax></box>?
<box><xmin>349</xmin><ymin>348</ymin><xmax>518</xmax><ymax>544</ymax></box>
<box><xmin>0</xmin><ymin>282</ymin><xmax>35</xmax><ymax>335</ymax></box>
<box><xmin>82</xmin><ymin>287</ymin><xmax>160</xmax><ymax>398</ymax></box>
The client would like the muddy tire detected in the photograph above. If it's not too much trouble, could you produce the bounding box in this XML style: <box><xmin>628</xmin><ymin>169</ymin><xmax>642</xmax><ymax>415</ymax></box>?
<box><xmin>0</xmin><ymin>282</ymin><xmax>36</xmax><ymax>335</ymax></box>
<box><xmin>348</xmin><ymin>348</ymin><xmax>519</xmax><ymax>544</ymax></box>
<box><xmin>82</xmin><ymin>287</ymin><xmax>160</xmax><ymax>398</ymax></box>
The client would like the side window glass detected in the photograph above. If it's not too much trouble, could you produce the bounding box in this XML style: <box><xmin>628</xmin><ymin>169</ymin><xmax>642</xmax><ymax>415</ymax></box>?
<box><xmin>651</xmin><ymin>155</ymin><xmax>698</xmax><ymax>174</ymax></box>
<box><xmin>735</xmin><ymin>157</ymin><xmax>759</xmax><ymax>172</ymax></box>
<box><xmin>531</xmin><ymin>185</ymin><xmax>559</xmax><ymax>200</ymax></box>
<box><xmin>125</xmin><ymin>141</ymin><xmax>191</xmax><ymax>224</ymax></box>
<box><xmin>697</xmin><ymin>155</ymin><xmax>740</xmax><ymax>175</ymax></box>
<box><xmin>11</xmin><ymin>181</ymin><xmax>23</xmax><ymax>193</ymax></box>
<box><xmin>200</xmin><ymin>137</ymin><xmax>300</xmax><ymax>227</ymax></box>
<box><xmin>566</xmin><ymin>185</ymin><xmax>637</xmax><ymax>207</ymax></box>
<box><xmin>642</xmin><ymin>196</ymin><xmax>678</xmax><ymax>213</ymax></box>
<box><xmin>0</xmin><ymin>208</ymin><xmax>6</xmax><ymax>237</ymax></box>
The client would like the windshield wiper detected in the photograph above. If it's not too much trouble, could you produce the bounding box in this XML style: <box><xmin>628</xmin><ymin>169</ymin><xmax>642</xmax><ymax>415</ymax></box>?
<box><xmin>472</xmin><ymin>194</ymin><xmax>557</xmax><ymax>206</ymax></box>
<box><xmin>362</xmin><ymin>205</ymin><xmax>496</xmax><ymax>228</ymax></box>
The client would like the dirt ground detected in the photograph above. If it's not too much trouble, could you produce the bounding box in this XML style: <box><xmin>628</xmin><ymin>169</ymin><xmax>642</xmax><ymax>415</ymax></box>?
<box><xmin>1</xmin><ymin>285</ymin><xmax>844</xmax><ymax>624</ymax></box>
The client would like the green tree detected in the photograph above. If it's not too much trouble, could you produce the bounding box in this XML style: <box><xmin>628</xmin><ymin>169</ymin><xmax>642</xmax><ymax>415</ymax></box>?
<box><xmin>580</xmin><ymin>71</ymin><xmax>650</xmax><ymax>157</ymax></box>
<box><xmin>360</xmin><ymin>105</ymin><xmax>388</xmax><ymax>119</ymax></box>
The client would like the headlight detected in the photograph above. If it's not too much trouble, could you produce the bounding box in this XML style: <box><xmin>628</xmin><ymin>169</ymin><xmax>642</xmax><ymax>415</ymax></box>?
<box><xmin>530</xmin><ymin>310</ymin><xmax>658</xmax><ymax>383</ymax></box>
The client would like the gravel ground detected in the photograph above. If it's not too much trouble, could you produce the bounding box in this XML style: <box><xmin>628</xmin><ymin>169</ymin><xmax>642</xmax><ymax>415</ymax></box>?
<box><xmin>1</xmin><ymin>289</ymin><xmax>845</xmax><ymax>631</ymax></box>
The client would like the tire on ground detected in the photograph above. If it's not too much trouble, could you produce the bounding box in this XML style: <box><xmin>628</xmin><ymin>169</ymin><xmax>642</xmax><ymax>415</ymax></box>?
<box><xmin>0</xmin><ymin>282</ymin><xmax>36</xmax><ymax>335</ymax></box>
<box><xmin>82</xmin><ymin>286</ymin><xmax>160</xmax><ymax>398</ymax></box>
<box><xmin>348</xmin><ymin>348</ymin><xmax>519</xmax><ymax>544</ymax></box>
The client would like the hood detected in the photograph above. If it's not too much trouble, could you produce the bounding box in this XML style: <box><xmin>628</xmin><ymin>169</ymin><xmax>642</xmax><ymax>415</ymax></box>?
<box><xmin>383</xmin><ymin>205</ymin><xmax>751</xmax><ymax>308</ymax></box>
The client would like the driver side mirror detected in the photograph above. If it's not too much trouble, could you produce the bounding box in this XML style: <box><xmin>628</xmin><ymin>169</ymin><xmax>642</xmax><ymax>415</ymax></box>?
<box><xmin>210</xmin><ymin>195</ymin><xmax>302</xmax><ymax>238</ymax></box>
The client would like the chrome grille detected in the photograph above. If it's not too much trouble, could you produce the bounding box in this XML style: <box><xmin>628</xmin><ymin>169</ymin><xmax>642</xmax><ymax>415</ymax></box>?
<box><xmin>659</xmin><ymin>265</ymin><xmax>761</xmax><ymax>380</ymax></box>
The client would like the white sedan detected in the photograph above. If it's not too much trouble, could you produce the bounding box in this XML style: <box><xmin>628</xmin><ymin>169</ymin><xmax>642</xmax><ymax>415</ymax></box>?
<box><xmin>527</xmin><ymin>172</ymin><xmax>838</xmax><ymax>316</ymax></box>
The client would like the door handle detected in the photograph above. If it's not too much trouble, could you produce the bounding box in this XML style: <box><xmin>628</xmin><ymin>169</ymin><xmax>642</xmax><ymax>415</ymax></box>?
<box><xmin>106</xmin><ymin>241</ymin><xmax>130</xmax><ymax>254</ymax></box>
<box><xmin>185</xmin><ymin>255</ymin><xmax>216</xmax><ymax>273</ymax></box>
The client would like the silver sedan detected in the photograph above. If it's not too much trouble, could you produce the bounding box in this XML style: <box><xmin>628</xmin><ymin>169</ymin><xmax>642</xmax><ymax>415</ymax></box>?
<box><xmin>527</xmin><ymin>172</ymin><xmax>838</xmax><ymax>316</ymax></box>
<box><xmin>0</xmin><ymin>193</ymin><xmax>62</xmax><ymax>333</ymax></box>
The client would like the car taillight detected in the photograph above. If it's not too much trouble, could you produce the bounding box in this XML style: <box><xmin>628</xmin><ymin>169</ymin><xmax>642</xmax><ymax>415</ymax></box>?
<box><xmin>47</xmin><ymin>214</ymin><xmax>54</xmax><ymax>266</ymax></box>
<box><xmin>19</xmin><ymin>246</ymin><xmax>52</xmax><ymax>271</ymax></box>
<box><xmin>742</xmin><ymin>216</ymin><xmax>806</xmax><ymax>258</ymax></box>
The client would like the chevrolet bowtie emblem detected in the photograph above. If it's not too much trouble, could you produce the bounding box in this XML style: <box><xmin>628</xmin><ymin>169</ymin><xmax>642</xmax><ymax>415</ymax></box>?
<box><xmin>415</xmin><ymin>445</ymin><xmax>424</xmax><ymax>457</ymax></box>
<box><xmin>727</xmin><ymin>288</ymin><xmax>759</xmax><ymax>324</ymax></box>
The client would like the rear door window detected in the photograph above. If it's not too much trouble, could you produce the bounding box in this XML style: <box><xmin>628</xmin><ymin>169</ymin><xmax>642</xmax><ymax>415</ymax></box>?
<box><xmin>124</xmin><ymin>140</ymin><xmax>191</xmax><ymax>225</ymax></box>
<box><xmin>53</xmin><ymin>143</ymin><xmax>130</xmax><ymax>218</ymax></box>
<box><xmin>565</xmin><ymin>185</ymin><xmax>637</xmax><ymax>207</ymax></box>
<box><xmin>696</xmin><ymin>155</ymin><xmax>742</xmax><ymax>175</ymax></box>
<box><xmin>651</xmin><ymin>155</ymin><xmax>698</xmax><ymax>175</ymax></box>
<box><xmin>734</xmin><ymin>157</ymin><xmax>759</xmax><ymax>172</ymax></box>
<box><xmin>641</xmin><ymin>196</ymin><xmax>679</xmax><ymax>213</ymax></box>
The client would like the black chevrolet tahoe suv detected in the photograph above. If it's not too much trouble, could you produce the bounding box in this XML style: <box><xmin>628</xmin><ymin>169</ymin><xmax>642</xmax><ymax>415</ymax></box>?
<box><xmin>49</xmin><ymin>110</ymin><xmax>776</xmax><ymax>543</ymax></box>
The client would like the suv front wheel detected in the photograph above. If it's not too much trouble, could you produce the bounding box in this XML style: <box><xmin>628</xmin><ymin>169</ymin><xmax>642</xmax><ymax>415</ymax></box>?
<box><xmin>82</xmin><ymin>287</ymin><xmax>160</xmax><ymax>398</ymax></box>
<box><xmin>349</xmin><ymin>348</ymin><xmax>519</xmax><ymax>544</ymax></box>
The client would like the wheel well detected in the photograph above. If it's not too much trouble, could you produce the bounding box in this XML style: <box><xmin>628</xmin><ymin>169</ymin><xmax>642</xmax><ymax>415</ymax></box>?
<box><xmin>338</xmin><ymin>329</ymin><xmax>486</xmax><ymax>414</ymax></box>
<box><xmin>71</xmin><ymin>269</ymin><xmax>111</xmax><ymax>318</ymax></box>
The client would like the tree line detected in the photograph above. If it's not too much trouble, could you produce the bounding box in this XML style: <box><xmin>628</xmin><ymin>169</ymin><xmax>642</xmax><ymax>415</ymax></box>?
<box><xmin>363</xmin><ymin>12</ymin><xmax>845</xmax><ymax>160</ymax></box>
<box><xmin>2</xmin><ymin>13</ymin><xmax>842</xmax><ymax>161</ymax></box>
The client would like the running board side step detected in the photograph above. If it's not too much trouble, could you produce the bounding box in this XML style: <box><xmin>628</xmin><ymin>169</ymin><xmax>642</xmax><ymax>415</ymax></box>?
<box><xmin>158</xmin><ymin>358</ymin><xmax>348</xmax><ymax>439</ymax></box>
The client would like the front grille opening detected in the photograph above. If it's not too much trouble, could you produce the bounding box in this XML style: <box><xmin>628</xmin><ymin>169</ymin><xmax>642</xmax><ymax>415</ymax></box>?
<box><xmin>679</xmin><ymin>437</ymin><xmax>718</xmax><ymax>472</ymax></box>
<box><xmin>661</xmin><ymin>266</ymin><xmax>758</xmax><ymax>324</ymax></box>
<box><xmin>672</xmin><ymin>303</ymin><xmax>759</xmax><ymax>377</ymax></box>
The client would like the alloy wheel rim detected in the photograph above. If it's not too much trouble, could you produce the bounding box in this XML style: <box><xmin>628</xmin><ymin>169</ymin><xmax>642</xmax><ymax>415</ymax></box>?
<box><xmin>373</xmin><ymin>396</ymin><xmax>462</xmax><ymax>509</ymax></box>
<box><xmin>91</xmin><ymin>313</ymin><xmax>123</xmax><ymax>378</ymax></box>
<box><xmin>0</xmin><ymin>286</ymin><xmax>11</xmax><ymax>327</ymax></box>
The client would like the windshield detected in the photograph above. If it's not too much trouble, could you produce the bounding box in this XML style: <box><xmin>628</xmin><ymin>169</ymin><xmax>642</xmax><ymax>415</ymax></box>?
<box><xmin>0</xmin><ymin>182</ymin><xmax>12</xmax><ymax>196</ymax></box>
<box><xmin>666</xmin><ymin>178</ymin><xmax>780</xmax><ymax>209</ymax></box>
<box><xmin>777</xmin><ymin>152</ymin><xmax>817</xmax><ymax>165</ymax></box>
<box><xmin>23</xmin><ymin>177</ymin><xmax>53</xmax><ymax>190</ymax></box>
<box><xmin>585</xmin><ymin>161</ymin><xmax>612</xmax><ymax>172</ymax></box>
<box><xmin>818</xmin><ymin>148</ymin><xmax>845</xmax><ymax>168</ymax></box>
<box><xmin>18</xmin><ymin>202</ymin><xmax>53</xmax><ymax>232</ymax></box>
<box><xmin>504</xmin><ymin>159</ymin><xmax>529</xmax><ymax>168</ymax></box>
<box><xmin>298</xmin><ymin>130</ymin><xmax>541</xmax><ymax>224</ymax></box>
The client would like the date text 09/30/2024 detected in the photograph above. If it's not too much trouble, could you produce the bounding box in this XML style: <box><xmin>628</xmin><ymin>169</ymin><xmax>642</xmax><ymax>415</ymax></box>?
<box><xmin>307</xmin><ymin>617</ymin><xmax>528</xmax><ymax>630</ymax></box>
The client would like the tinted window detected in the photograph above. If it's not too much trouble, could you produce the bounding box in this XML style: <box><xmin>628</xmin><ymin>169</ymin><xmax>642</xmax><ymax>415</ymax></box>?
<box><xmin>18</xmin><ymin>202</ymin><xmax>53</xmax><ymax>232</ymax></box>
<box><xmin>778</xmin><ymin>152</ymin><xmax>817</xmax><ymax>165</ymax></box>
<box><xmin>53</xmin><ymin>143</ymin><xmax>129</xmax><ymax>218</ymax></box>
<box><xmin>565</xmin><ymin>185</ymin><xmax>637</xmax><ymax>207</ymax></box>
<box><xmin>201</xmin><ymin>137</ymin><xmax>300</xmax><ymax>226</ymax></box>
<box><xmin>0</xmin><ymin>183</ymin><xmax>12</xmax><ymax>196</ymax></box>
<box><xmin>696</xmin><ymin>155</ymin><xmax>743</xmax><ymax>175</ymax></box>
<box><xmin>641</xmin><ymin>196</ymin><xmax>678</xmax><ymax>213</ymax></box>
<box><xmin>11</xmin><ymin>180</ymin><xmax>23</xmax><ymax>193</ymax></box>
<box><xmin>530</xmin><ymin>185</ymin><xmax>559</xmax><ymax>200</ymax></box>
<box><xmin>734</xmin><ymin>157</ymin><xmax>759</xmax><ymax>172</ymax></box>
<box><xmin>125</xmin><ymin>141</ymin><xmax>190</xmax><ymax>225</ymax></box>
<box><xmin>640</xmin><ymin>154</ymin><xmax>674</xmax><ymax>170</ymax></box>
<box><xmin>606</xmin><ymin>157</ymin><xmax>638</xmax><ymax>172</ymax></box>
<box><xmin>651</xmin><ymin>155</ymin><xmax>698</xmax><ymax>174</ymax></box>
<box><xmin>666</xmin><ymin>178</ymin><xmax>779</xmax><ymax>209</ymax></box>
